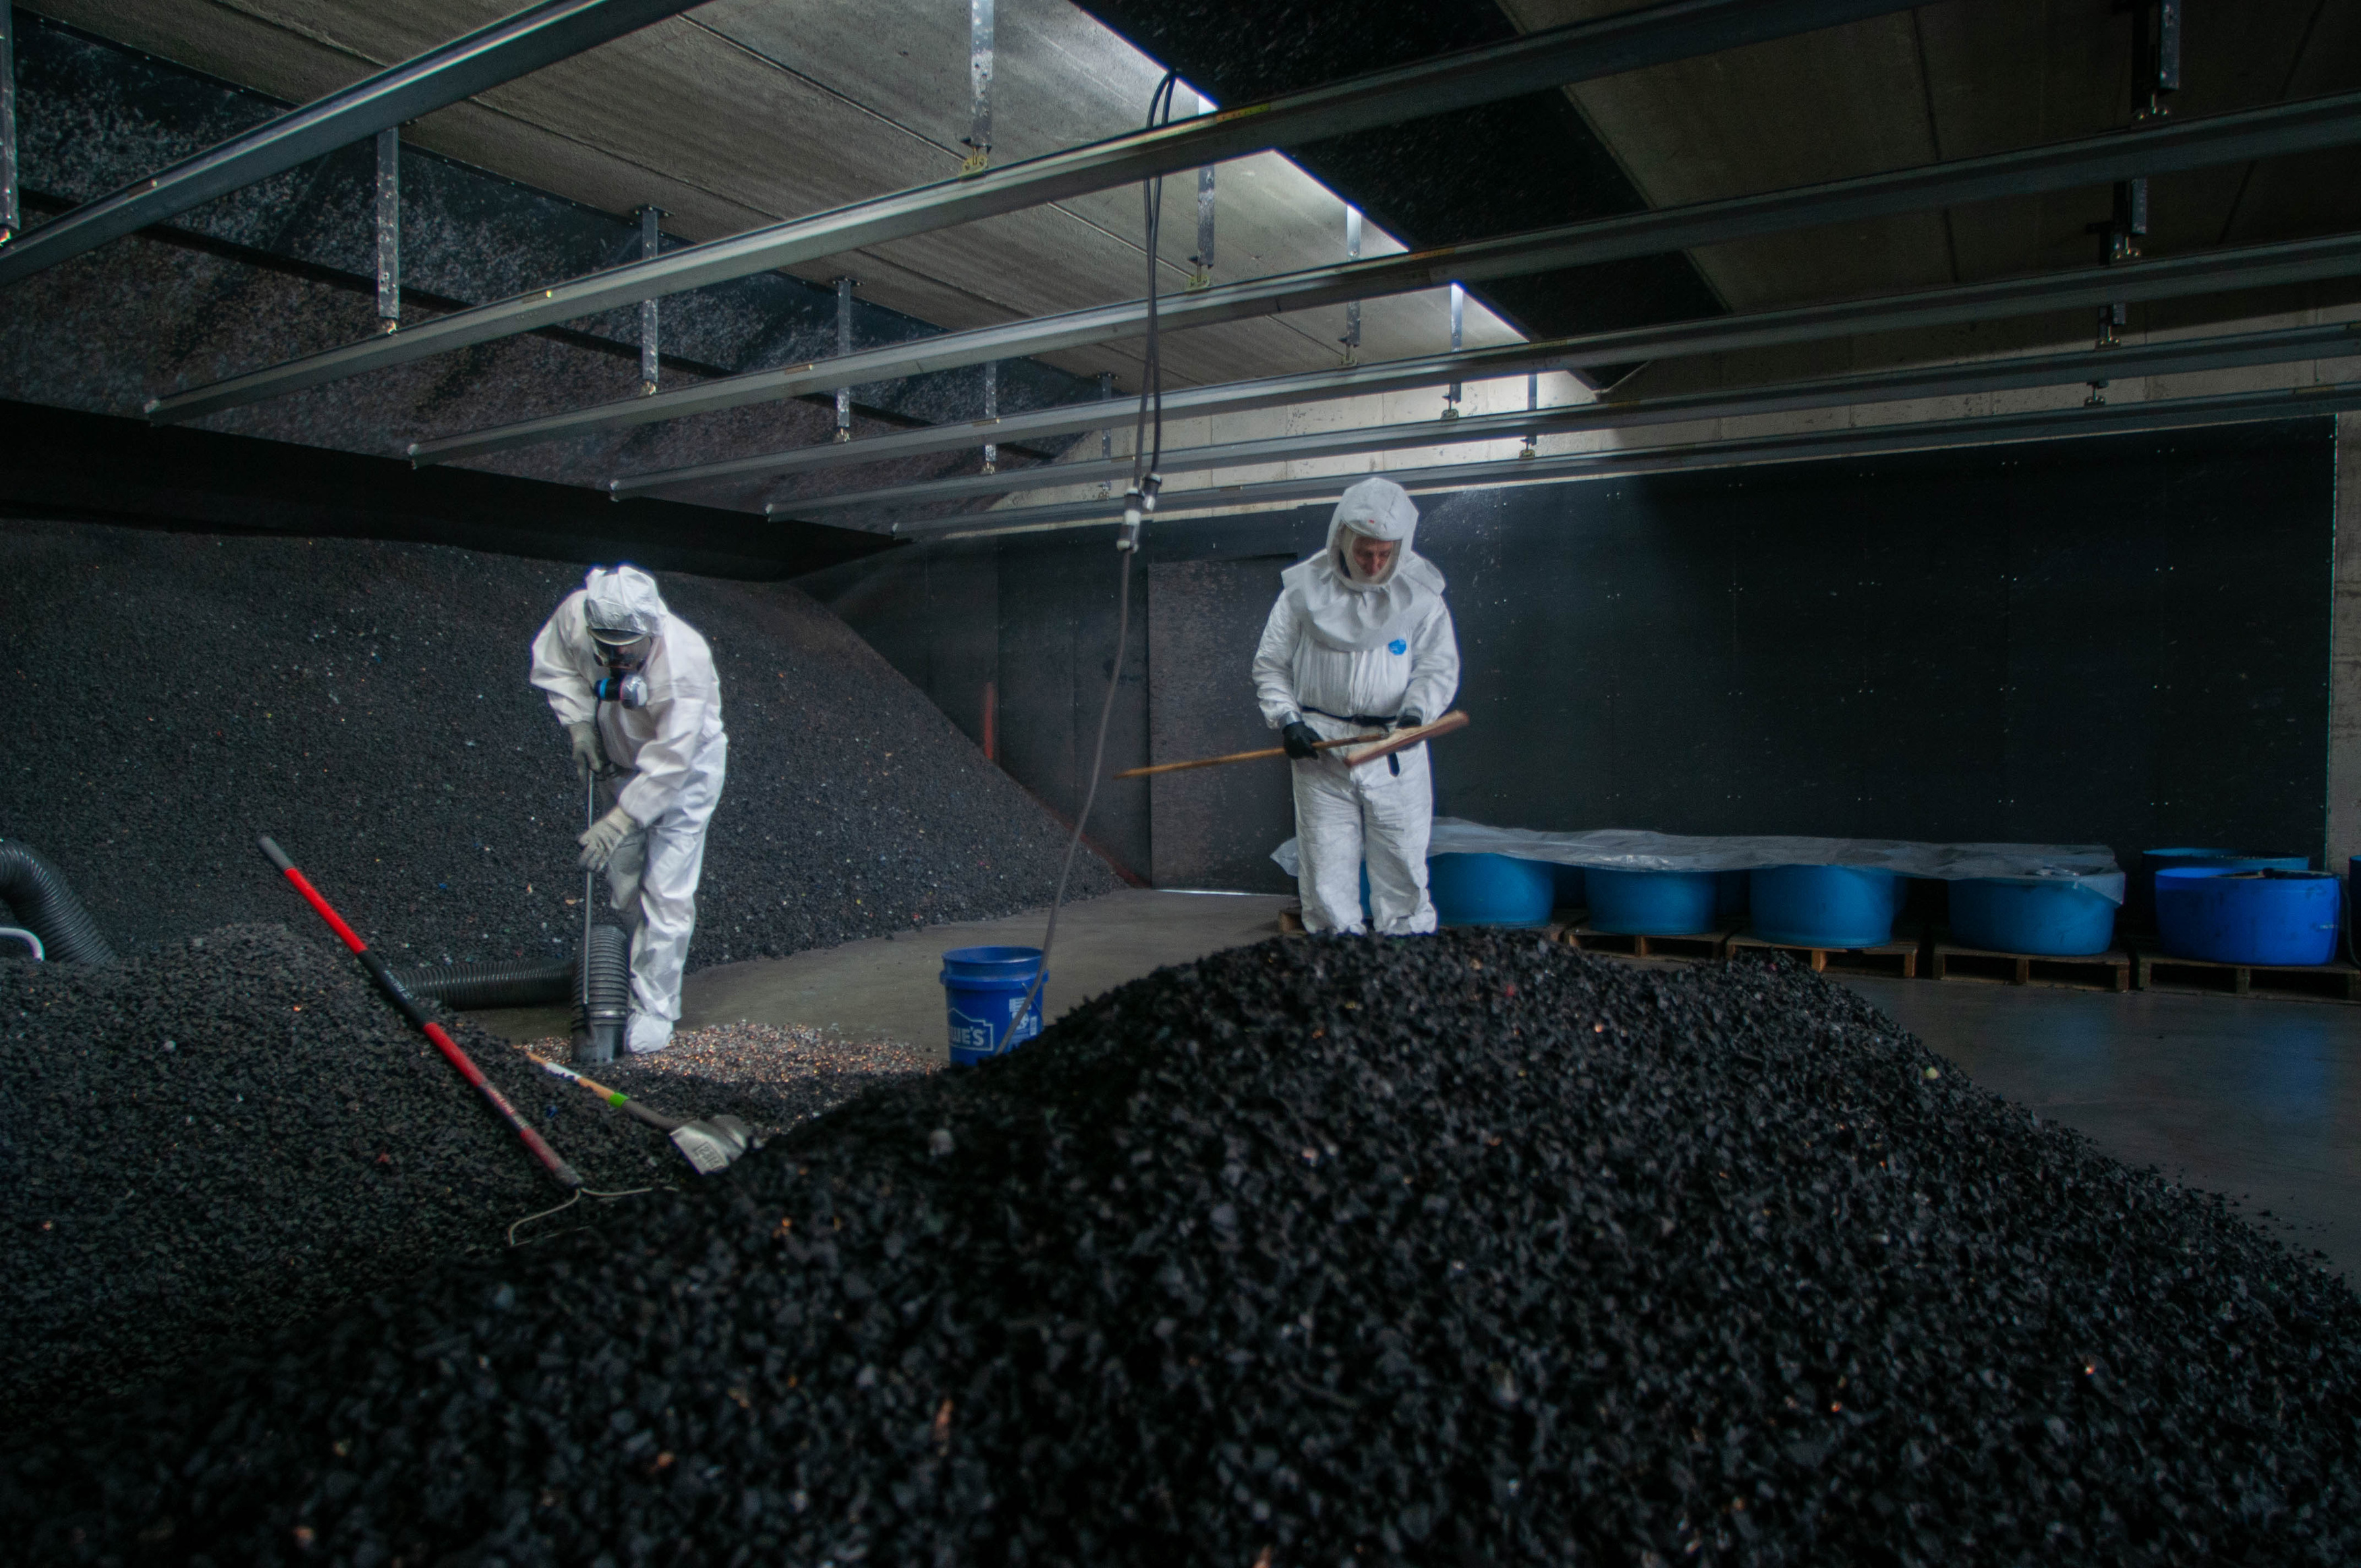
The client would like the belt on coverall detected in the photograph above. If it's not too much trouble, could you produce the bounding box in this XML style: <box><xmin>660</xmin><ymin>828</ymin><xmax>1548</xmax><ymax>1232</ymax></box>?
<box><xmin>1303</xmin><ymin>705</ymin><xmax>1411</xmax><ymax>776</ymax></box>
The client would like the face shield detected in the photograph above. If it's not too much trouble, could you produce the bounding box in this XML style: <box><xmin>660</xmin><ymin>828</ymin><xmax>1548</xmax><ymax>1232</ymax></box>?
<box><xmin>1336</xmin><ymin>525</ymin><xmax>1402</xmax><ymax>587</ymax></box>
<box><xmin>590</xmin><ymin>627</ymin><xmax>652</xmax><ymax>671</ymax></box>
<box><xmin>588</xmin><ymin>627</ymin><xmax>652</xmax><ymax>707</ymax></box>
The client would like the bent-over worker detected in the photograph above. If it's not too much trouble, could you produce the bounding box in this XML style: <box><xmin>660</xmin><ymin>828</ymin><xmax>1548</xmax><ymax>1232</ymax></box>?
<box><xmin>530</xmin><ymin>564</ymin><xmax>728</xmax><ymax>1054</ymax></box>
<box><xmin>1253</xmin><ymin>477</ymin><xmax>1459</xmax><ymax>935</ymax></box>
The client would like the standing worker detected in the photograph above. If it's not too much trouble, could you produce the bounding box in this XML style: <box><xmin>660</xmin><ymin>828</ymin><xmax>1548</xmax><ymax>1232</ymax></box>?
<box><xmin>530</xmin><ymin>565</ymin><xmax>727</xmax><ymax>1054</ymax></box>
<box><xmin>1253</xmin><ymin>477</ymin><xmax>1460</xmax><ymax>935</ymax></box>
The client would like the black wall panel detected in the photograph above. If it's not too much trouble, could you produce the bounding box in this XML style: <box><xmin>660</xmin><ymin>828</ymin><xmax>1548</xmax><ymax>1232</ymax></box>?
<box><xmin>812</xmin><ymin>419</ymin><xmax>2335</xmax><ymax>888</ymax></box>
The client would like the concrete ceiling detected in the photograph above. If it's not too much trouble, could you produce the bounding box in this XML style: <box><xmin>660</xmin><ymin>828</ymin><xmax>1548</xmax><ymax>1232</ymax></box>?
<box><xmin>23</xmin><ymin>0</ymin><xmax>1520</xmax><ymax>395</ymax></box>
<box><xmin>1500</xmin><ymin>0</ymin><xmax>2361</xmax><ymax>316</ymax></box>
<box><xmin>27</xmin><ymin>0</ymin><xmax>2361</xmax><ymax>435</ymax></box>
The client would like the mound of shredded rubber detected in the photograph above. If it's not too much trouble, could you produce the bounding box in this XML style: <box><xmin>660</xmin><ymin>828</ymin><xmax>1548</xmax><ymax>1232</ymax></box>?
<box><xmin>0</xmin><ymin>925</ymin><xmax>911</xmax><ymax>1424</ymax></box>
<box><xmin>0</xmin><ymin>519</ymin><xmax>1116</xmax><ymax>965</ymax></box>
<box><xmin>8</xmin><ymin>933</ymin><xmax>2358</xmax><ymax>1565</ymax></box>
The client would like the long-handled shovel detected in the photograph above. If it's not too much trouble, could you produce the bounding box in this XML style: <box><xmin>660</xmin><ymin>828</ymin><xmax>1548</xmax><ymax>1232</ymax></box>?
<box><xmin>258</xmin><ymin>835</ymin><xmax>581</xmax><ymax>1191</ymax></box>
<box><xmin>527</xmin><ymin>1051</ymin><xmax>754</xmax><ymax>1175</ymax></box>
<box><xmin>1114</xmin><ymin>710</ymin><xmax>1470</xmax><ymax>780</ymax></box>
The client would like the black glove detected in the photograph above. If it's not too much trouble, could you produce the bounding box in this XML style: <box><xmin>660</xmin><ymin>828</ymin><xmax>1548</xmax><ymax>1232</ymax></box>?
<box><xmin>1396</xmin><ymin>709</ymin><xmax>1423</xmax><ymax>730</ymax></box>
<box><xmin>1281</xmin><ymin>721</ymin><xmax>1321</xmax><ymax>760</ymax></box>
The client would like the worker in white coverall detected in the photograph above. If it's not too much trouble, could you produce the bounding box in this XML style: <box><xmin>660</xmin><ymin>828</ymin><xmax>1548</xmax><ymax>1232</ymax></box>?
<box><xmin>1253</xmin><ymin>477</ymin><xmax>1460</xmax><ymax>935</ymax></box>
<box><xmin>529</xmin><ymin>565</ymin><xmax>727</xmax><ymax>1054</ymax></box>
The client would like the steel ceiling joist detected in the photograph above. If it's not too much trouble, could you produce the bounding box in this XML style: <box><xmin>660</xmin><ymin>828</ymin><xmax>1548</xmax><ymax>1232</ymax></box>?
<box><xmin>0</xmin><ymin>0</ymin><xmax>704</xmax><ymax>289</ymax></box>
<box><xmin>604</xmin><ymin>225</ymin><xmax>2361</xmax><ymax>499</ymax></box>
<box><xmin>414</xmin><ymin>84</ymin><xmax>2361</xmax><ymax>468</ymax></box>
<box><xmin>773</xmin><ymin>320</ymin><xmax>2361</xmax><ymax>520</ymax></box>
<box><xmin>892</xmin><ymin>379</ymin><xmax>2361</xmax><ymax>539</ymax></box>
<box><xmin>139</xmin><ymin>0</ymin><xmax>1925</xmax><ymax>425</ymax></box>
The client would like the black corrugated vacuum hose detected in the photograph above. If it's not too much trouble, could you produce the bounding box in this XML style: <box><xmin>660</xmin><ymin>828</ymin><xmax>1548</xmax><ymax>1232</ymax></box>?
<box><xmin>0</xmin><ymin>840</ymin><xmax>116</xmax><ymax>964</ymax></box>
<box><xmin>387</xmin><ymin>955</ymin><xmax>577</xmax><ymax>1011</ymax></box>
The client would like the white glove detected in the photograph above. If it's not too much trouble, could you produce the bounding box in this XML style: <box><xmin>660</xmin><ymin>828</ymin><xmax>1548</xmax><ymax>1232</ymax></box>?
<box><xmin>578</xmin><ymin>805</ymin><xmax>636</xmax><ymax>871</ymax></box>
<box><xmin>566</xmin><ymin>721</ymin><xmax>602</xmax><ymax>776</ymax></box>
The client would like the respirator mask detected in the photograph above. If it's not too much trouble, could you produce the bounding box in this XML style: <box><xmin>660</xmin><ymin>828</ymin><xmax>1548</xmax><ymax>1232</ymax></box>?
<box><xmin>589</xmin><ymin>629</ymin><xmax>651</xmax><ymax>708</ymax></box>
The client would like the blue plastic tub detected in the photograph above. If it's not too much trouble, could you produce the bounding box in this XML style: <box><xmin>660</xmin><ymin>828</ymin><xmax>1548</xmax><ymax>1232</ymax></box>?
<box><xmin>2133</xmin><ymin>848</ymin><xmax>2308</xmax><ymax>928</ymax></box>
<box><xmin>2154</xmin><ymin>867</ymin><xmax>2341</xmax><ymax>966</ymax></box>
<box><xmin>1427</xmin><ymin>852</ymin><xmax>1557</xmax><ymax>927</ymax></box>
<box><xmin>1749</xmin><ymin>865</ymin><xmax>1899</xmax><ymax>949</ymax></box>
<box><xmin>1585</xmin><ymin>869</ymin><xmax>1719</xmax><ymax>935</ymax></box>
<box><xmin>941</xmin><ymin>945</ymin><xmax>1046</xmax><ymax>1066</ymax></box>
<box><xmin>1549</xmin><ymin>863</ymin><xmax>1587</xmax><ymax>914</ymax></box>
<box><xmin>1950</xmin><ymin>879</ymin><xmax>2117</xmax><ymax>956</ymax></box>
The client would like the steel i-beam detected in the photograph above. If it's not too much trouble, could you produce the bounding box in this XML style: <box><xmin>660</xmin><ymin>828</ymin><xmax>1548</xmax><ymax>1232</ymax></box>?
<box><xmin>637</xmin><ymin>206</ymin><xmax>662</xmax><ymax>394</ymax></box>
<box><xmin>374</xmin><ymin>128</ymin><xmax>401</xmax><ymax>330</ymax></box>
<box><xmin>833</xmin><ymin>276</ymin><xmax>854</xmax><ymax>439</ymax></box>
<box><xmin>894</xmin><ymin>379</ymin><xmax>2361</xmax><ymax>539</ymax></box>
<box><xmin>0</xmin><ymin>0</ymin><xmax>704</xmax><ymax>288</ymax></box>
<box><xmin>603</xmin><ymin>225</ymin><xmax>2361</xmax><ymax>498</ymax></box>
<box><xmin>139</xmin><ymin>0</ymin><xmax>1929</xmax><ymax>424</ymax></box>
<box><xmin>1</xmin><ymin>7</ymin><xmax>18</xmax><ymax>246</ymax></box>
<box><xmin>780</xmin><ymin>320</ymin><xmax>2361</xmax><ymax>520</ymax></box>
<box><xmin>414</xmin><ymin>86</ymin><xmax>2361</xmax><ymax>468</ymax></box>
<box><xmin>963</xmin><ymin>0</ymin><xmax>994</xmax><ymax>174</ymax></box>
<box><xmin>1191</xmin><ymin>88</ymin><xmax>1216</xmax><ymax>291</ymax></box>
<box><xmin>1342</xmin><ymin>207</ymin><xmax>1363</xmax><ymax>361</ymax></box>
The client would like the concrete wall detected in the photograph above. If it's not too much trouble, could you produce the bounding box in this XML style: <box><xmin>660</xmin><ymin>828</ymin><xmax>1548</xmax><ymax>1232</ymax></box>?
<box><xmin>2332</xmin><ymin>412</ymin><xmax>2361</xmax><ymax>875</ymax></box>
<box><xmin>811</xmin><ymin>418</ymin><xmax>2337</xmax><ymax>890</ymax></box>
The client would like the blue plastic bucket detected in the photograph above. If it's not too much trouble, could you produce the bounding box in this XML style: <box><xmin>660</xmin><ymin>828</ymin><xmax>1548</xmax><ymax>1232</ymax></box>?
<box><xmin>1749</xmin><ymin>865</ymin><xmax>1898</xmax><ymax>949</ymax></box>
<box><xmin>1585</xmin><ymin>869</ymin><xmax>1719</xmax><ymax>935</ymax></box>
<box><xmin>940</xmin><ymin>945</ymin><xmax>1046</xmax><ymax>1066</ymax></box>
<box><xmin>1550</xmin><ymin>863</ymin><xmax>1587</xmax><ymax>913</ymax></box>
<box><xmin>2154</xmin><ymin>867</ymin><xmax>2340</xmax><ymax>966</ymax></box>
<box><xmin>1950</xmin><ymin>879</ymin><xmax>2117</xmax><ymax>956</ymax></box>
<box><xmin>1428</xmin><ymin>853</ymin><xmax>1557</xmax><ymax>928</ymax></box>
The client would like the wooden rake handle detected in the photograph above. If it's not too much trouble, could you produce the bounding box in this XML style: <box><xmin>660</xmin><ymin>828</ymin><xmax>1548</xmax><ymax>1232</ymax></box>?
<box><xmin>1113</xmin><ymin>710</ymin><xmax>1469</xmax><ymax>780</ymax></box>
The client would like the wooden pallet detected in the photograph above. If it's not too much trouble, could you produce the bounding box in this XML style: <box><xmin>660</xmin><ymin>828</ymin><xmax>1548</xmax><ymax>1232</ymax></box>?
<box><xmin>1560</xmin><ymin>921</ymin><xmax>1734</xmax><ymax>962</ymax></box>
<box><xmin>1727</xmin><ymin>927</ymin><xmax>1921</xmax><ymax>979</ymax></box>
<box><xmin>2133</xmin><ymin>947</ymin><xmax>2361</xmax><ymax>1001</ymax></box>
<box><xmin>1929</xmin><ymin>932</ymin><xmax>2131</xmax><ymax>992</ymax></box>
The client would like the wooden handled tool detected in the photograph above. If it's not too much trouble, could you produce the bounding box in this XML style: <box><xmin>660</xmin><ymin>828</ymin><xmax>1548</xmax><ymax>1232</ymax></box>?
<box><xmin>1114</xmin><ymin>710</ymin><xmax>1469</xmax><ymax>779</ymax></box>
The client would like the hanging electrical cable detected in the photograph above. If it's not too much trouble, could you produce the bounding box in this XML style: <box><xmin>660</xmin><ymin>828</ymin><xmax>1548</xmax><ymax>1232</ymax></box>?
<box><xmin>996</xmin><ymin>69</ymin><xmax>1179</xmax><ymax>1051</ymax></box>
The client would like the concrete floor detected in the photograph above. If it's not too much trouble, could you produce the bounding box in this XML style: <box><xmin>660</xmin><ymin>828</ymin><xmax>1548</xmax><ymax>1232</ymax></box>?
<box><xmin>465</xmin><ymin>889</ymin><xmax>1295</xmax><ymax>1053</ymax></box>
<box><xmin>472</xmin><ymin>897</ymin><xmax>2361</xmax><ymax>1281</ymax></box>
<box><xmin>1846</xmin><ymin>975</ymin><xmax>2361</xmax><ymax>1280</ymax></box>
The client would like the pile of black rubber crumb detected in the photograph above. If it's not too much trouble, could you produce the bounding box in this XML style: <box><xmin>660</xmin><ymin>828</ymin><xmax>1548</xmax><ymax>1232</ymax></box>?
<box><xmin>0</xmin><ymin>925</ymin><xmax>711</xmax><ymax>1423</ymax></box>
<box><xmin>10</xmin><ymin>935</ymin><xmax>2358</xmax><ymax>1567</ymax></box>
<box><xmin>0</xmin><ymin>519</ymin><xmax>1116</xmax><ymax>964</ymax></box>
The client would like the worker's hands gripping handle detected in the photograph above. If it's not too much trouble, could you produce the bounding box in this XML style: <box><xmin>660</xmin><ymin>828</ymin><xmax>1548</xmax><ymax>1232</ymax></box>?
<box><xmin>579</xmin><ymin>805</ymin><xmax>635</xmax><ymax>871</ymax></box>
<box><xmin>567</xmin><ymin>721</ymin><xmax>604</xmax><ymax>779</ymax></box>
<box><xmin>1281</xmin><ymin>720</ymin><xmax>1322</xmax><ymax>760</ymax></box>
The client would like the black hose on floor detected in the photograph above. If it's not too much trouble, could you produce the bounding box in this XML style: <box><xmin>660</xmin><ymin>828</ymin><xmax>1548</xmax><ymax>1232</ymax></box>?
<box><xmin>385</xmin><ymin>954</ymin><xmax>578</xmax><ymax>1011</ymax></box>
<box><xmin>0</xmin><ymin>840</ymin><xmax>116</xmax><ymax>964</ymax></box>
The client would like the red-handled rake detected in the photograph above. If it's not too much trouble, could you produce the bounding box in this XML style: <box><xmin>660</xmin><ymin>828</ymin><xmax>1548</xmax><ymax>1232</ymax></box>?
<box><xmin>258</xmin><ymin>834</ymin><xmax>581</xmax><ymax>1191</ymax></box>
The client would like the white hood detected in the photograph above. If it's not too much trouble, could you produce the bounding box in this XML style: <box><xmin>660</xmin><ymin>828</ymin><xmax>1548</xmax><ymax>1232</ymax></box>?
<box><xmin>1278</xmin><ymin>478</ymin><xmax>1445</xmax><ymax>652</ymax></box>
<box><xmin>583</xmin><ymin>564</ymin><xmax>669</xmax><ymax>638</ymax></box>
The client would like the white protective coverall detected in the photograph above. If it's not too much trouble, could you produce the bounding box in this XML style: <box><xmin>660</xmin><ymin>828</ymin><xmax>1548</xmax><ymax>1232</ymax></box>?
<box><xmin>1252</xmin><ymin>478</ymin><xmax>1460</xmax><ymax>934</ymax></box>
<box><xmin>529</xmin><ymin>567</ymin><xmax>728</xmax><ymax>1038</ymax></box>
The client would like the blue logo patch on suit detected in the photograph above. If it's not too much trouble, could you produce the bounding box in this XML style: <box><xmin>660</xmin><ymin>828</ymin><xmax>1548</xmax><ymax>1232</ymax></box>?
<box><xmin>1388</xmin><ymin>638</ymin><xmax>1408</xmax><ymax>655</ymax></box>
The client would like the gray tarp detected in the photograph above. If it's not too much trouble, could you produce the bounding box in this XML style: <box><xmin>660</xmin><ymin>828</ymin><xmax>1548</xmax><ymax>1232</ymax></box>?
<box><xmin>1273</xmin><ymin>819</ymin><xmax>2126</xmax><ymax>903</ymax></box>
